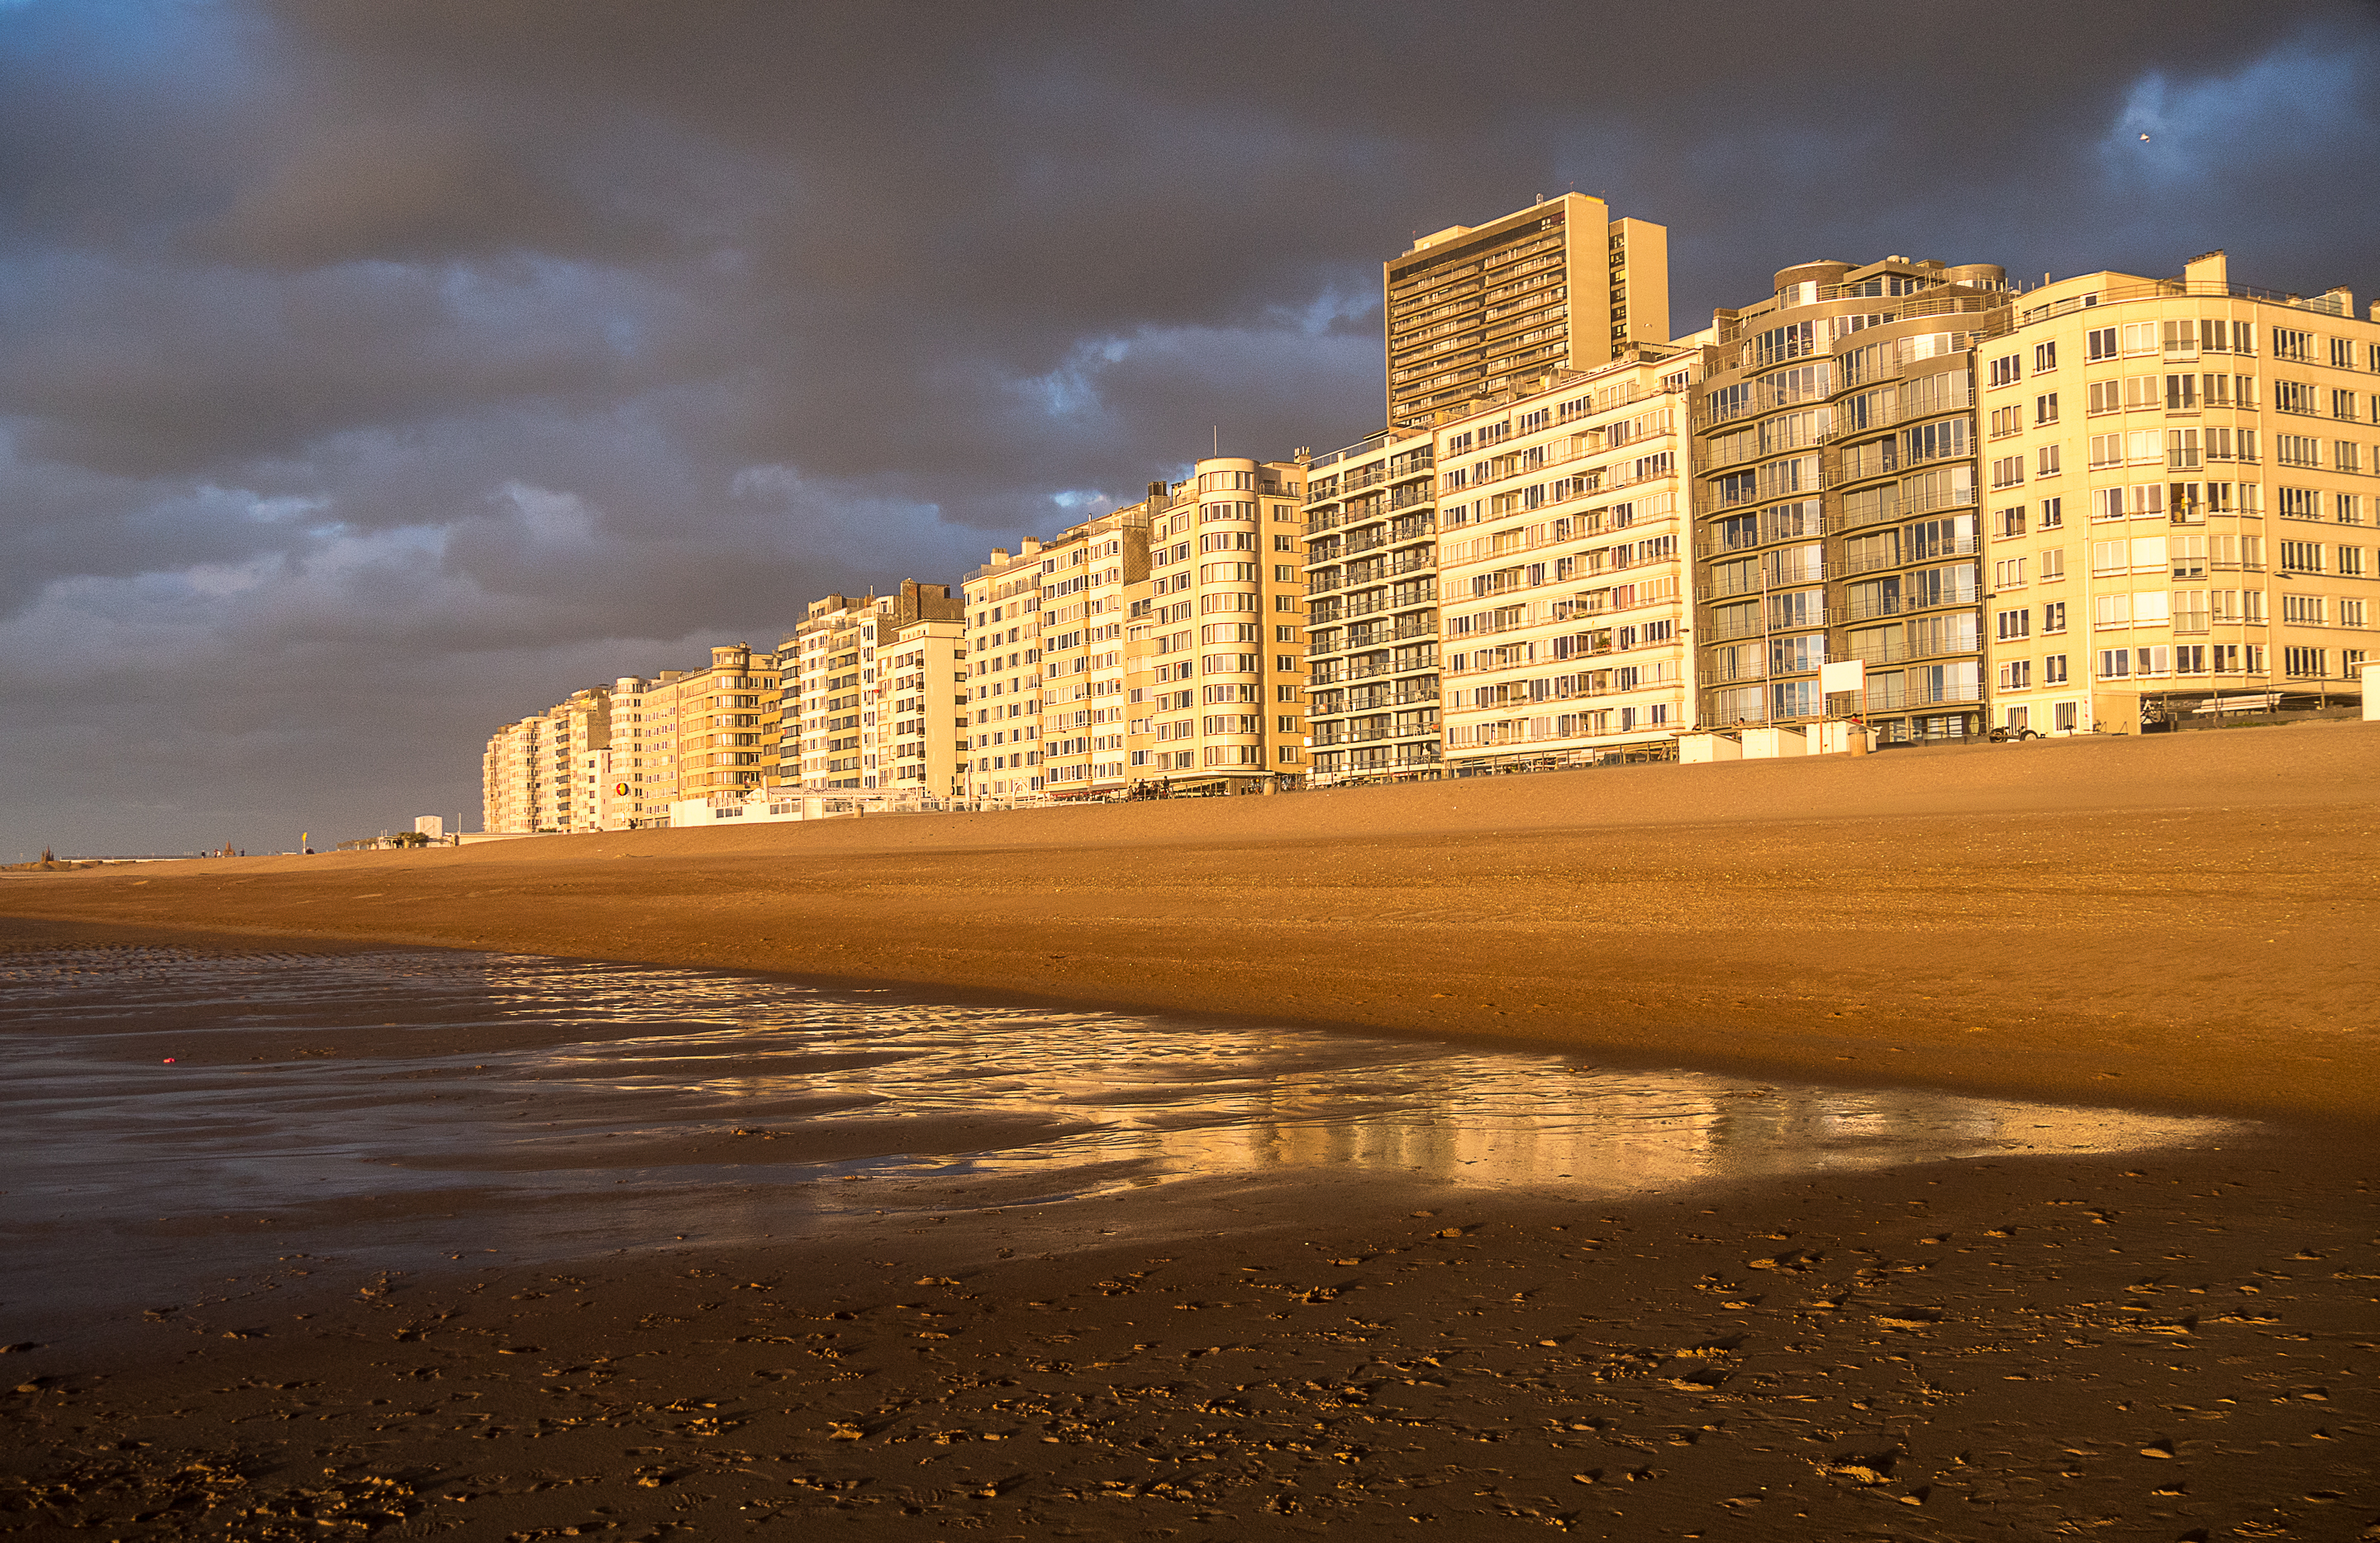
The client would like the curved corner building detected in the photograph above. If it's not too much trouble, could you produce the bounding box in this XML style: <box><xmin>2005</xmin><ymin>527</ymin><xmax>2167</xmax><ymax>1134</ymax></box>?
<box><xmin>1693</xmin><ymin>257</ymin><xmax>2011</xmax><ymax>745</ymax></box>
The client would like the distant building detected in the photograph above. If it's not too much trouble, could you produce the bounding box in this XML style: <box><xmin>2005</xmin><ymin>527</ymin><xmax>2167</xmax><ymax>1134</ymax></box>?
<box><xmin>881</xmin><ymin>609</ymin><xmax>970</xmax><ymax>798</ymax></box>
<box><xmin>1386</xmin><ymin>193</ymin><xmax>1669</xmax><ymax>429</ymax></box>
<box><xmin>962</xmin><ymin>542</ymin><xmax>1050</xmax><ymax>801</ymax></box>
<box><xmin>780</xmin><ymin>582</ymin><xmax>964</xmax><ymax>792</ymax></box>
<box><xmin>480</xmin><ymin>683</ymin><xmax>612</xmax><ymax>834</ymax></box>
<box><xmin>1036</xmin><ymin>500</ymin><xmax>1154</xmax><ymax>798</ymax></box>
<box><xmin>1976</xmin><ymin>249</ymin><xmax>2377</xmax><ymax>734</ymax></box>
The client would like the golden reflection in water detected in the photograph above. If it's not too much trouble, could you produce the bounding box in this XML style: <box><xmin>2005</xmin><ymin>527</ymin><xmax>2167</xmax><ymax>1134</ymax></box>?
<box><xmin>482</xmin><ymin>958</ymin><xmax>2236</xmax><ymax>1198</ymax></box>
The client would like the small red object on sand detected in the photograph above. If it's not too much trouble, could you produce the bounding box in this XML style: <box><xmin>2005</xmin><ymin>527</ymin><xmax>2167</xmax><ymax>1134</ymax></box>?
<box><xmin>162</xmin><ymin>1057</ymin><xmax>175</xmax><ymax>1064</ymax></box>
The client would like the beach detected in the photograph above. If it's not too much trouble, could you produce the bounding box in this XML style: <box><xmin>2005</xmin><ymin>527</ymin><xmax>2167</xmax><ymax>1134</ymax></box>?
<box><xmin>2</xmin><ymin>723</ymin><xmax>2377</xmax><ymax>1539</ymax></box>
<box><xmin>6</xmin><ymin>724</ymin><xmax>2378</xmax><ymax>1122</ymax></box>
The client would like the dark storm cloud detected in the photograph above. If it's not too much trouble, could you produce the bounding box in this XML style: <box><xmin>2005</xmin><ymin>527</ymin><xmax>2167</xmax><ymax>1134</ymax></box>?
<box><xmin>2</xmin><ymin>0</ymin><xmax>2375</xmax><ymax>851</ymax></box>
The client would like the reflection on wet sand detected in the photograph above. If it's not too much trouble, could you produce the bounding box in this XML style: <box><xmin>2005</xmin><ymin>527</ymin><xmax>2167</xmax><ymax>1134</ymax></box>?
<box><xmin>0</xmin><ymin>945</ymin><xmax>2236</xmax><ymax>1325</ymax></box>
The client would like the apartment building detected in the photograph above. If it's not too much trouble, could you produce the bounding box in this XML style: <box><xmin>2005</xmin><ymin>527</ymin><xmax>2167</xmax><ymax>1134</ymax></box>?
<box><xmin>1437</xmin><ymin>345</ymin><xmax>1706</xmax><ymax>769</ymax></box>
<box><xmin>641</xmin><ymin>644</ymin><xmax>780</xmax><ymax>809</ymax></box>
<box><xmin>479</xmin><ymin>683</ymin><xmax>612</xmax><ymax>833</ymax></box>
<box><xmin>1037</xmin><ymin>500</ymin><xmax>1155</xmax><ymax>798</ymax></box>
<box><xmin>1387</xmin><ymin>193</ymin><xmax>1670</xmax><ymax>428</ymax></box>
<box><xmin>1694</xmin><ymin>256</ymin><xmax>2011</xmax><ymax>745</ymax></box>
<box><xmin>1978</xmin><ymin>250</ymin><xmax>2378</xmax><ymax>733</ymax></box>
<box><xmin>881</xmin><ymin>613</ymin><xmax>969</xmax><ymax>798</ymax></box>
<box><xmin>1130</xmin><ymin>456</ymin><xmax>1311</xmax><ymax>793</ymax></box>
<box><xmin>780</xmin><ymin>584</ymin><xmax>960</xmax><ymax>791</ymax></box>
<box><xmin>1301</xmin><ymin>427</ymin><xmax>1440</xmax><ymax>783</ymax></box>
<box><xmin>964</xmin><ymin>542</ymin><xmax>1048</xmax><ymax>800</ymax></box>
<box><xmin>590</xmin><ymin>674</ymin><xmax>666</xmax><ymax>828</ymax></box>
<box><xmin>481</xmin><ymin>713</ymin><xmax>544</xmax><ymax>834</ymax></box>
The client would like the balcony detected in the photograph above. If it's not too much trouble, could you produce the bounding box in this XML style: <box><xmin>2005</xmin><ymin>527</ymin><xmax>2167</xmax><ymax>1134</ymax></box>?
<box><xmin>1309</xmin><ymin>651</ymin><xmax>1435</xmax><ymax>683</ymax></box>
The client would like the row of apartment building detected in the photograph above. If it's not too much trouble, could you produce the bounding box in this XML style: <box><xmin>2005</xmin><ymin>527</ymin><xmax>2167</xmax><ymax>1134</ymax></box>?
<box><xmin>484</xmin><ymin>193</ymin><xmax>2379</xmax><ymax>831</ymax></box>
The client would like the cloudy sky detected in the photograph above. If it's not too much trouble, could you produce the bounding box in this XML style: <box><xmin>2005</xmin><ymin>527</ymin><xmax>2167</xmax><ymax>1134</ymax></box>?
<box><xmin>3</xmin><ymin>0</ymin><xmax>2376</xmax><ymax>854</ymax></box>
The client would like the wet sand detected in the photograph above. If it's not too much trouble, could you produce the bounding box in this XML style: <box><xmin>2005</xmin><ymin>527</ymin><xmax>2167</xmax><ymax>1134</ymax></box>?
<box><xmin>4</xmin><ymin>1136</ymin><xmax>2374</xmax><ymax>1539</ymax></box>
<box><xmin>2</xmin><ymin>726</ymin><xmax>2377</xmax><ymax>1538</ymax></box>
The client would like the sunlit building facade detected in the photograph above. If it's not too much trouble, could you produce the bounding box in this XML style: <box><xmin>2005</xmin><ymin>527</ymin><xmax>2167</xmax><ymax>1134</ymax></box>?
<box><xmin>1694</xmin><ymin>256</ymin><xmax>2010</xmax><ymax>745</ymax></box>
<box><xmin>964</xmin><ymin>541</ymin><xmax>1048</xmax><ymax>801</ymax></box>
<box><xmin>882</xmin><ymin>614</ymin><xmax>970</xmax><ymax>798</ymax></box>
<box><xmin>1978</xmin><ymin>250</ymin><xmax>2378</xmax><ymax>734</ymax></box>
<box><xmin>1130</xmin><ymin>456</ymin><xmax>1310</xmax><ymax>793</ymax></box>
<box><xmin>1387</xmin><ymin>193</ymin><xmax>1672</xmax><ymax>428</ymax></box>
<box><xmin>1038</xmin><ymin>502</ymin><xmax>1155</xmax><ymax>798</ymax></box>
<box><xmin>481</xmin><ymin>683</ymin><xmax>612</xmax><ymax>833</ymax></box>
<box><xmin>1438</xmin><ymin>345</ymin><xmax>1705</xmax><ymax>769</ymax></box>
<box><xmin>781</xmin><ymin>584</ymin><xmax>959</xmax><ymax>791</ymax></box>
<box><xmin>1300</xmin><ymin>428</ymin><xmax>1440</xmax><ymax>783</ymax></box>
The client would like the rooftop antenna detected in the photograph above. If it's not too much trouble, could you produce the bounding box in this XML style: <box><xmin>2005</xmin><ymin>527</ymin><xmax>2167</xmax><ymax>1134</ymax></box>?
<box><xmin>1212</xmin><ymin>424</ymin><xmax>1219</xmax><ymax>457</ymax></box>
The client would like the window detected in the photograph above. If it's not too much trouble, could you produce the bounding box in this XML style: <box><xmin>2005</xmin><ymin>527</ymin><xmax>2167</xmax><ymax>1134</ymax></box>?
<box><xmin>2275</xmin><ymin>380</ymin><xmax>2319</xmax><ymax>415</ymax></box>
<box><xmin>1996</xmin><ymin>607</ymin><xmax>2030</xmax><ymax>640</ymax></box>
<box><xmin>2270</xmin><ymin>327</ymin><xmax>2312</xmax><ymax>363</ymax></box>
<box><xmin>2162</xmin><ymin>319</ymin><xmax>2198</xmax><ymax>356</ymax></box>
<box><xmin>2097</xmin><ymin>647</ymin><xmax>2131</xmax><ymax>679</ymax></box>
<box><xmin>2282</xmin><ymin>645</ymin><xmax>2329</xmax><ymax>679</ymax></box>
<box><xmin>1990</xmin><ymin>404</ymin><xmax>2023</xmax><ymax>437</ymax></box>
<box><xmin>1991</xmin><ymin>455</ymin><xmax>2025</xmax><ymax>489</ymax></box>
<box><xmin>2341</xmin><ymin>545</ymin><xmax>2367</xmax><ymax>577</ymax></box>
<box><xmin>2040</xmin><ymin>550</ymin><xmax>2067</xmax><ymax>583</ymax></box>
<box><xmin>2282</xmin><ymin>594</ymin><xmax>2326</xmax><ymax>626</ymax></box>
<box><xmin>2044</xmin><ymin>654</ymin><xmax>2068</xmax><ymax>684</ymax></box>
<box><xmin>2035</xmin><ymin>392</ymin><xmax>2059</xmax><ymax>426</ymax></box>
<box><xmin>2086</xmin><ymin>326</ymin><xmax>2117</xmax><ymax>362</ymax></box>
<box><xmin>2278</xmin><ymin>486</ymin><xmax>2321</xmax><ymax>520</ymax></box>
<box><xmin>1994</xmin><ymin>558</ymin><xmax>2027</xmax><ymax>588</ymax></box>
<box><xmin>1999</xmin><ymin>660</ymin><xmax>2032</xmax><ymax>689</ymax></box>
<box><xmin>2121</xmin><ymin>321</ymin><xmax>2159</xmax><ymax>355</ymax></box>
<box><xmin>2040</xmin><ymin>497</ymin><xmax>2064</xmax><ymax>530</ymax></box>
<box><xmin>2040</xmin><ymin>601</ymin><xmax>2068</xmax><ymax>634</ymax></box>
<box><xmin>2087</xmin><ymin>379</ymin><xmax>2122</xmax><ymax>415</ymax></box>
<box><xmin>2168</xmin><ymin>429</ymin><xmax>2201</xmax><ymax>469</ymax></box>
<box><xmin>2279</xmin><ymin>540</ymin><xmax>2324</xmax><ymax>573</ymax></box>
<box><xmin>2034</xmin><ymin>341</ymin><xmax>2058</xmax><ymax>373</ymax></box>
<box><xmin>1995</xmin><ymin>504</ymin><xmax>2029</xmax><ymax>539</ymax></box>
<box><xmin>1273</xmin><ymin>534</ymin><xmax>1295</xmax><ymax>551</ymax></box>
<box><xmin>2337</xmin><ymin>442</ymin><xmax>2364</xmax><ymax>474</ymax></box>
<box><xmin>1988</xmin><ymin>354</ymin><xmax>2022</xmax><ymax>388</ymax></box>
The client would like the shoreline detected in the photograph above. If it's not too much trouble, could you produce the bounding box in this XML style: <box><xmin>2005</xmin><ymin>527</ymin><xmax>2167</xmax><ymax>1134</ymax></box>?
<box><xmin>6</xmin><ymin>724</ymin><xmax>2378</xmax><ymax>1127</ymax></box>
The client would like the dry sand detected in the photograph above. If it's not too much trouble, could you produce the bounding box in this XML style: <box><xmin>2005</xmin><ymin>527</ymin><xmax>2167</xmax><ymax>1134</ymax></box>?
<box><xmin>3</xmin><ymin>724</ymin><xmax>2378</xmax><ymax>1540</ymax></box>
